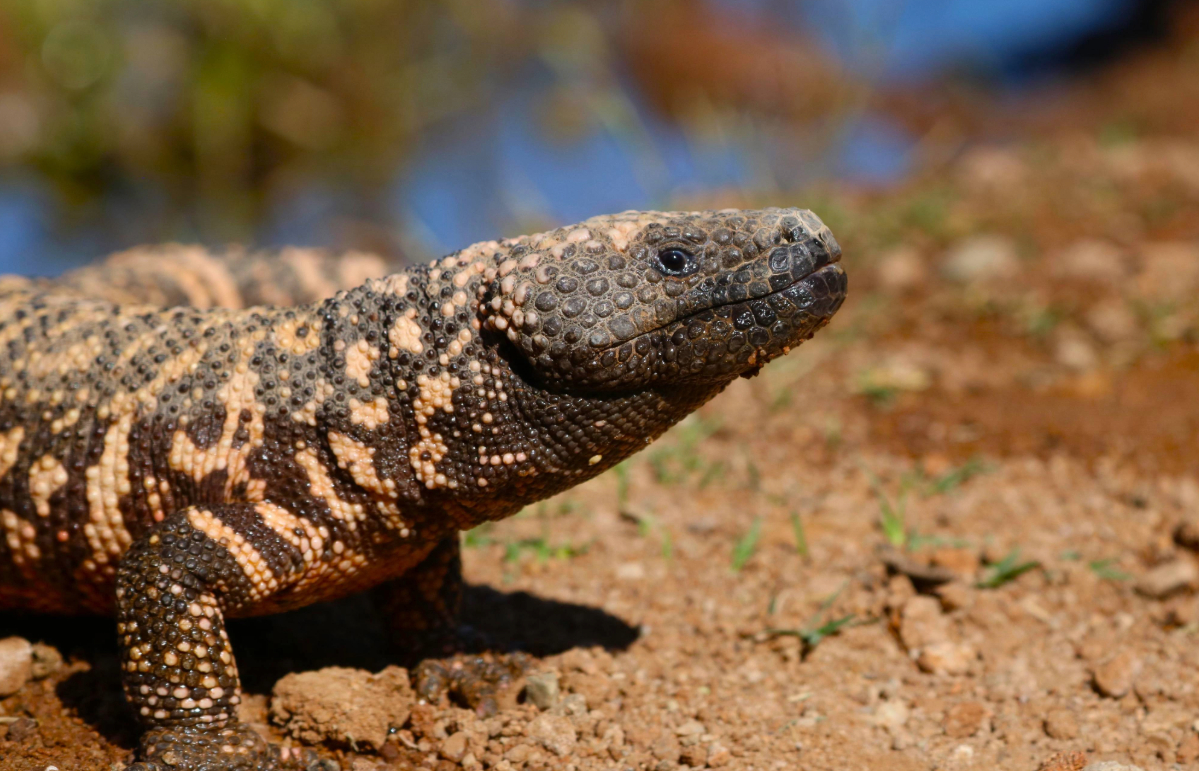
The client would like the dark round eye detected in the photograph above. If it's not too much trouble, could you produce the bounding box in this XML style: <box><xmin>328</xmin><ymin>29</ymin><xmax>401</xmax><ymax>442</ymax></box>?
<box><xmin>656</xmin><ymin>247</ymin><xmax>694</xmax><ymax>276</ymax></box>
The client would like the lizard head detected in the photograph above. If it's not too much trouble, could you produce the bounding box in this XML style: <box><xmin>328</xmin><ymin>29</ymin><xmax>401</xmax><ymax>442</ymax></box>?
<box><xmin>477</xmin><ymin>208</ymin><xmax>846</xmax><ymax>392</ymax></box>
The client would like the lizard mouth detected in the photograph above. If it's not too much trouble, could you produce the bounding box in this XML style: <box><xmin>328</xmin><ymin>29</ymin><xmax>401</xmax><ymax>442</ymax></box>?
<box><xmin>574</xmin><ymin>261</ymin><xmax>847</xmax><ymax>389</ymax></box>
<box><xmin>642</xmin><ymin>258</ymin><xmax>847</xmax><ymax>350</ymax></box>
<box><xmin>695</xmin><ymin>262</ymin><xmax>846</xmax><ymax>324</ymax></box>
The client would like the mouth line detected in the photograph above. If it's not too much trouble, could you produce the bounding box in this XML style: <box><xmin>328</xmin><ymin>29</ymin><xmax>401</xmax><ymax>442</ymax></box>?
<box><xmin>601</xmin><ymin>262</ymin><xmax>846</xmax><ymax>354</ymax></box>
<box><xmin>698</xmin><ymin>262</ymin><xmax>843</xmax><ymax>317</ymax></box>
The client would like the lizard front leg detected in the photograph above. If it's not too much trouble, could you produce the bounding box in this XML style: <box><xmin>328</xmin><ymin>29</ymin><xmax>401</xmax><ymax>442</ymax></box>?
<box><xmin>116</xmin><ymin>504</ymin><xmax>319</xmax><ymax>771</ymax></box>
<box><xmin>372</xmin><ymin>536</ymin><xmax>529</xmax><ymax>717</ymax></box>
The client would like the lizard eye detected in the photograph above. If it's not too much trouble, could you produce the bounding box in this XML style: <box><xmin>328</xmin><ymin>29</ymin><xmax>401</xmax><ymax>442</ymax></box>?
<box><xmin>655</xmin><ymin>247</ymin><xmax>695</xmax><ymax>277</ymax></box>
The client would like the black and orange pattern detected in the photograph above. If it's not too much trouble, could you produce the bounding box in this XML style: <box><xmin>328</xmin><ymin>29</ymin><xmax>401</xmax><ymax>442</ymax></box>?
<box><xmin>0</xmin><ymin>208</ymin><xmax>845</xmax><ymax>769</ymax></box>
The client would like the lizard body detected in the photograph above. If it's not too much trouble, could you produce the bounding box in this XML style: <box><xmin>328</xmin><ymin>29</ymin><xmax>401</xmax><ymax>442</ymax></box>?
<box><xmin>0</xmin><ymin>208</ymin><xmax>845</xmax><ymax>769</ymax></box>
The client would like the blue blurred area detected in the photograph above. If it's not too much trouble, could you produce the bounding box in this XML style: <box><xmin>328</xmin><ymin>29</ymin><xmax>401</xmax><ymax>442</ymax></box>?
<box><xmin>0</xmin><ymin>0</ymin><xmax>1150</xmax><ymax>273</ymax></box>
<box><xmin>721</xmin><ymin>0</ymin><xmax>1139</xmax><ymax>81</ymax></box>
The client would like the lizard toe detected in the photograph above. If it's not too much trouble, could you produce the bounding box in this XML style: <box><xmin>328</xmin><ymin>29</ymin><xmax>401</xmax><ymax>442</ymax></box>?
<box><xmin>413</xmin><ymin>651</ymin><xmax>534</xmax><ymax>717</ymax></box>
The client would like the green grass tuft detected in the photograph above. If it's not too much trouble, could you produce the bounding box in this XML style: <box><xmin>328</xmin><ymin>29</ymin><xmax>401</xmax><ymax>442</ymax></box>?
<box><xmin>1089</xmin><ymin>558</ymin><xmax>1131</xmax><ymax>582</ymax></box>
<box><xmin>731</xmin><ymin>518</ymin><xmax>763</xmax><ymax>572</ymax></box>
<box><xmin>976</xmin><ymin>549</ymin><xmax>1040</xmax><ymax>588</ymax></box>
<box><xmin>790</xmin><ymin>512</ymin><xmax>809</xmax><ymax>559</ymax></box>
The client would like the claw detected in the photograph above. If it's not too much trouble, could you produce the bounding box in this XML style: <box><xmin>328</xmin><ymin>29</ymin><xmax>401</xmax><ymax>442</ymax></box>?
<box><xmin>136</xmin><ymin>723</ymin><xmax>324</xmax><ymax>771</ymax></box>
<box><xmin>413</xmin><ymin>652</ymin><xmax>533</xmax><ymax>717</ymax></box>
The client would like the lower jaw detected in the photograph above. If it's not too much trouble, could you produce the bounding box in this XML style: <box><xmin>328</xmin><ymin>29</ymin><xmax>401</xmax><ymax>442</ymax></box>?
<box><xmin>665</xmin><ymin>264</ymin><xmax>848</xmax><ymax>382</ymax></box>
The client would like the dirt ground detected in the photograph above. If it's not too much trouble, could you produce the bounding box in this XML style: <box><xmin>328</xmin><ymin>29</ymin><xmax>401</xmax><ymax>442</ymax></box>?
<box><xmin>5</xmin><ymin>21</ymin><xmax>1199</xmax><ymax>771</ymax></box>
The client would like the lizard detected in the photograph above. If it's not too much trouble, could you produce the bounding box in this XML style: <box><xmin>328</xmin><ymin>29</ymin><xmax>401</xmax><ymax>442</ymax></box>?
<box><xmin>0</xmin><ymin>207</ymin><xmax>846</xmax><ymax>770</ymax></box>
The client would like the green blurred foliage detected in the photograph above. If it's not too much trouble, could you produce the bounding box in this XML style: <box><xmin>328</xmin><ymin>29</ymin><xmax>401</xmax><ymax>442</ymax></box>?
<box><xmin>0</xmin><ymin>0</ymin><xmax>525</xmax><ymax>240</ymax></box>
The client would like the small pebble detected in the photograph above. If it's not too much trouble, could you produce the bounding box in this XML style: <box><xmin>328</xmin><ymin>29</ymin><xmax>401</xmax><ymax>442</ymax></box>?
<box><xmin>6</xmin><ymin>717</ymin><xmax>38</xmax><ymax>742</ymax></box>
<box><xmin>525</xmin><ymin>670</ymin><xmax>560</xmax><ymax>710</ymax></box>
<box><xmin>1093</xmin><ymin>650</ymin><xmax>1142</xmax><ymax>698</ymax></box>
<box><xmin>874</xmin><ymin>700</ymin><xmax>909</xmax><ymax>731</ymax></box>
<box><xmin>877</xmin><ymin>246</ymin><xmax>927</xmax><ymax>292</ymax></box>
<box><xmin>1174</xmin><ymin>517</ymin><xmax>1199</xmax><ymax>551</ymax></box>
<box><xmin>526</xmin><ymin>714</ymin><xmax>576</xmax><ymax>757</ymax></box>
<box><xmin>943</xmin><ymin>235</ymin><xmax>1019</xmax><ymax>283</ymax></box>
<box><xmin>440</xmin><ymin>731</ymin><xmax>469</xmax><ymax>763</ymax></box>
<box><xmin>1044</xmin><ymin>709</ymin><xmax>1080</xmax><ymax>740</ymax></box>
<box><xmin>1177</xmin><ymin>731</ymin><xmax>1199</xmax><ymax>764</ymax></box>
<box><xmin>30</xmin><ymin>643</ymin><xmax>63</xmax><ymax>680</ymax></box>
<box><xmin>0</xmin><ymin>637</ymin><xmax>33</xmax><ymax>697</ymax></box>
<box><xmin>918</xmin><ymin>641</ymin><xmax>975</xmax><ymax>675</ymax></box>
<box><xmin>942</xmin><ymin>702</ymin><xmax>988</xmax><ymax>738</ymax></box>
<box><xmin>899</xmin><ymin>596</ymin><xmax>952</xmax><ymax>650</ymax></box>
<box><xmin>1136</xmin><ymin>559</ymin><xmax>1198</xmax><ymax>599</ymax></box>
<box><xmin>935</xmin><ymin>582</ymin><xmax>974</xmax><ymax>612</ymax></box>
<box><xmin>706</xmin><ymin>742</ymin><xmax>732</xmax><ymax>768</ymax></box>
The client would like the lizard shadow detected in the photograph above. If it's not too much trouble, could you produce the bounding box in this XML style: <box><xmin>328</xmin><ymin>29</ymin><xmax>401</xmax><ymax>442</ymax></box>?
<box><xmin>0</xmin><ymin>584</ymin><xmax>637</xmax><ymax>747</ymax></box>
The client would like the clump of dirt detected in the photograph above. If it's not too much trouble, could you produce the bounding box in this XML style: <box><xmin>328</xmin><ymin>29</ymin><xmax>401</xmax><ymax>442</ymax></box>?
<box><xmin>271</xmin><ymin>666</ymin><xmax>414</xmax><ymax>752</ymax></box>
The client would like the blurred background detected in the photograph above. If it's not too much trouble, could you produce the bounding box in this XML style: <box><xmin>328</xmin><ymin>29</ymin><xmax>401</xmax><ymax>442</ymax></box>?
<box><xmin>0</xmin><ymin>0</ymin><xmax>1192</xmax><ymax>274</ymax></box>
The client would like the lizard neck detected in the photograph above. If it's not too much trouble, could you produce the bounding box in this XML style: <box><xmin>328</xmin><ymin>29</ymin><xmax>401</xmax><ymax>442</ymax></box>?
<box><xmin>431</xmin><ymin>337</ymin><xmax>733</xmax><ymax>526</ymax></box>
<box><xmin>318</xmin><ymin>271</ymin><xmax>731</xmax><ymax>531</ymax></box>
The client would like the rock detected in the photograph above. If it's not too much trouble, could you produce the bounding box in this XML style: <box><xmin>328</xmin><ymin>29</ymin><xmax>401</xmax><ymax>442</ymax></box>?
<box><xmin>935</xmin><ymin>582</ymin><xmax>975</xmax><ymax>612</ymax></box>
<box><xmin>649</xmin><ymin>730</ymin><xmax>681</xmax><ymax>763</ymax></box>
<box><xmin>1092</xmin><ymin>650</ymin><xmax>1142</xmax><ymax>698</ymax></box>
<box><xmin>959</xmin><ymin>147</ymin><xmax>1027</xmax><ymax>192</ymax></box>
<box><xmin>0</xmin><ymin>637</ymin><xmax>33</xmax><ymax>697</ymax></box>
<box><xmin>1174</xmin><ymin>518</ymin><xmax>1199</xmax><ymax>551</ymax></box>
<box><xmin>525</xmin><ymin>670</ymin><xmax>560</xmax><ymax>710</ymax></box>
<box><xmin>1135</xmin><ymin>559</ymin><xmax>1198</xmax><ymax>599</ymax></box>
<box><xmin>929</xmin><ymin>547</ymin><xmax>981</xmax><ymax>578</ymax></box>
<box><xmin>1056</xmin><ymin>239</ymin><xmax>1125</xmax><ymax>282</ymax></box>
<box><xmin>943</xmin><ymin>235</ymin><xmax>1019</xmax><ymax>283</ymax></box>
<box><xmin>679</xmin><ymin>744</ymin><xmax>707</xmax><ymax>767</ymax></box>
<box><xmin>237</xmin><ymin>693</ymin><xmax>271</xmax><ymax>726</ymax></box>
<box><xmin>674</xmin><ymin>719</ymin><xmax>705</xmax><ymax>737</ymax></box>
<box><xmin>1136</xmin><ymin>241</ymin><xmax>1199</xmax><ymax>303</ymax></box>
<box><xmin>526</xmin><ymin>714</ymin><xmax>576</xmax><ymax>757</ymax></box>
<box><xmin>918</xmin><ymin>641</ymin><xmax>975</xmax><ymax>675</ymax></box>
<box><xmin>1082</xmin><ymin>763</ymin><xmax>1144</xmax><ymax>771</ymax></box>
<box><xmin>1086</xmin><ymin>300</ymin><xmax>1138</xmax><ymax>343</ymax></box>
<box><xmin>873</xmin><ymin>700</ymin><xmax>909</xmax><ymax>731</ymax></box>
<box><xmin>1177</xmin><ymin>731</ymin><xmax>1199</xmax><ymax>764</ymax></box>
<box><xmin>881</xmin><ymin>548</ymin><xmax>956</xmax><ymax>587</ymax></box>
<box><xmin>1054</xmin><ymin>328</ymin><xmax>1098</xmax><ymax>371</ymax></box>
<box><xmin>6</xmin><ymin>717</ymin><xmax>38</xmax><ymax>742</ymax></box>
<box><xmin>877</xmin><ymin>247</ymin><xmax>928</xmax><ymax>292</ymax></box>
<box><xmin>270</xmin><ymin>666</ymin><xmax>414</xmax><ymax>751</ymax></box>
<box><xmin>505</xmin><ymin>743</ymin><xmax>532</xmax><ymax>764</ymax></box>
<box><xmin>555</xmin><ymin>692</ymin><xmax>587</xmax><ymax>716</ymax></box>
<box><xmin>942</xmin><ymin>701</ymin><xmax>988</xmax><ymax>738</ymax></box>
<box><xmin>1038</xmin><ymin>751</ymin><xmax>1088</xmax><ymax>771</ymax></box>
<box><xmin>899</xmin><ymin>596</ymin><xmax>952</xmax><ymax>650</ymax></box>
<box><xmin>350</xmin><ymin>760</ymin><xmax>379</xmax><ymax>771</ymax></box>
<box><xmin>1044</xmin><ymin>709</ymin><xmax>1079</xmax><ymax>740</ymax></box>
<box><xmin>29</xmin><ymin>643</ymin><xmax>63</xmax><ymax>680</ymax></box>
<box><xmin>706</xmin><ymin>743</ymin><xmax>732</xmax><ymax>768</ymax></box>
<box><xmin>440</xmin><ymin>731</ymin><xmax>469</xmax><ymax>763</ymax></box>
<box><xmin>616</xmin><ymin>562</ymin><xmax>646</xmax><ymax>580</ymax></box>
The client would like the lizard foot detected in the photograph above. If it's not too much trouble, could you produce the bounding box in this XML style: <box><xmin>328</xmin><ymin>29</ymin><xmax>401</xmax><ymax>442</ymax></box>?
<box><xmin>413</xmin><ymin>651</ymin><xmax>533</xmax><ymax>717</ymax></box>
<box><xmin>130</xmin><ymin>724</ymin><xmax>327</xmax><ymax>771</ymax></box>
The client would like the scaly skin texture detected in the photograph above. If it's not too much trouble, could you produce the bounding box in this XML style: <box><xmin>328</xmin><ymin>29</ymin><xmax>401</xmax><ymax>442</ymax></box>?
<box><xmin>0</xmin><ymin>208</ymin><xmax>846</xmax><ymax>769</ymax></box>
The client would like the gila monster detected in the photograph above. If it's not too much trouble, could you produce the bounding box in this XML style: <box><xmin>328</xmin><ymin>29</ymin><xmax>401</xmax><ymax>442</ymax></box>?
<box><xmin>0</xmin><ymin>208</ymin><xmax>846</xmax><ymax>769</ymax></box>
